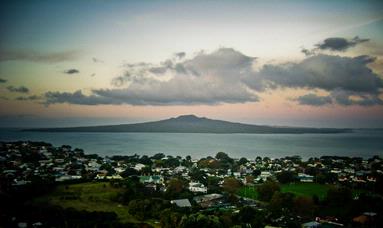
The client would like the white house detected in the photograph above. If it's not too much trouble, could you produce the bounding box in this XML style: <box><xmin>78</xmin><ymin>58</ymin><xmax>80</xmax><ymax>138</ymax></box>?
<box><xmin>189</xmin><ymin>182</ymin><xmax>208</xmax><ymax>193</ymax></box>
<box><xmin>134</xmin><ymin>163</ymin><xmax>146</xmax><ymax>171</ymax></box>
<box><xmin>260</xmin><ymin>171</ymin><xmax>272</xmax><ymax>181</ymax></box>
<box><xmin>298</xmin><ymin>173</ymin><xmax>314</xmax><ymax>182</ymax></box>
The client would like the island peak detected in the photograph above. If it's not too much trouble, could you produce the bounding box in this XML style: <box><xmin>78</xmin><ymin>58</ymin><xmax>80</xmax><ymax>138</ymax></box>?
<box><xmin>173</xmin><ymin>114</ymin><xmax>203</xmax><ymax>121</ymax></box>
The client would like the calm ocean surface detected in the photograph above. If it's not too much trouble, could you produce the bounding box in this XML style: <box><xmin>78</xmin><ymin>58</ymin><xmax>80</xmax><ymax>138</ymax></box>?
<box><xmin>0</xmin><ymin>129</ymin><xmax>382</xmax><ymax>159</ymax></box>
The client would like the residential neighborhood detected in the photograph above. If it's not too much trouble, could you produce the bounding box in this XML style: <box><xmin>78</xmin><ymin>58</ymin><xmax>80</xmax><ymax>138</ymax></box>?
<box><xmin>1</xmin><ymin>141</ymin><xmax>382</xmax><ymax>227</ymax></box>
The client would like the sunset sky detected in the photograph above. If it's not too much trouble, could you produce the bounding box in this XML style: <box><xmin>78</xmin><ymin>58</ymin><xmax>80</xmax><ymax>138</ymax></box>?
<box><xmin>1</xmin><ymin>0</ymin><xmax>383</xmax><ymax>128</ymax></box>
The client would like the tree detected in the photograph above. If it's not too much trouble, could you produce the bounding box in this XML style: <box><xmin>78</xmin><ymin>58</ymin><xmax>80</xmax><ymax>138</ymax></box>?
<box><xmin>189</xmin><ymin>168</ymin><xmax>207</xmax><ymax>185</ymax></box>
<box><xmin>128</xmin><ymin>199</ymin><xmax>150</xmax><ymax>220</ymax></box>
<box><xmin>164</xmin><ymin>156</ymin><xmax>180</xmax><ymax>168</ymax></box>
<box><xmin>182</xmin><ymin>155</ymin><xmax>193</xmax><ymax>167</ymax></box>
<box><xmin>238</xmin><ymin>206</ymin><xmax>267</xmax><ymax>227</ymax></box>
<box><xmin>222</xmin><ymin>177</ymin><xmax>242</xmax><ymax>194</ymax></box>
<box><xmin>207</xmin><ymin>176</ymin><xmax>221</xmax><ymax>193</ymax></box>
<box><xmin>276</xmin><ymin>171</ymin><xmax>296</xmax><ymax>184</ymax></box>
<box><xmin>293</xmin><ymin>196</ymin><xmax>315</xmax><ymax>218</ymax></box>
<box><xmin>238</xmin><ymin>206</ymin><xmax>257</xmax><ymax>224</ymax></box>
<box><xmin>99</xmin><ymin>163</ymin><xmax>116</xmax><ymax>175</ymax></box>
<box><xmin>120</xmin><ymin>167</ymin><xmax>139</xmax><ymax>177</ymax></box>
<box><xmin>257</xmin><ymin>180</ymin><xmax>280</xmax><ymax>202</ymax></box>
<box><xmin>166</xmin><ymin>178</ymin><xmax>185</xmax><ymax>197</ymax></box>
<box><xmin>139</xmin><ymin>155</ymin><xmax>152</xmax><ymax>165</ymax></box>
<box><xmin>160</xmin><ymin>209</ymin><xmax>182</xmax><ymax>228</ymax></box>
<box><xmin>245</xmin><ymin>175</ymin><xmax>254</xmax><ymax>185</ymax></box>
<box><xmin>216</xmin><ymin>152</ymin><xmax>230</xmax><ymax>160</ymax></box>
<box><xmin>252</xmin><ymin>169</ymin><xmax>261</xmax><ymax>177</ymax></box>
<box><xmin>238</xmin><ymin>157</ymin><xmax>248</xmax><ymax>166</ymax></box>
<box><xmin>179</xmin><ymin>213</ymin><xmax>222</xmax><ymax>228</ymax></box>
<box><xmin>326</xmin><ymin>186</ymin><xmax>352</xmax><ymax>206</ymax></box>
<box><xmin>151</xmin><ymin>153</ymin><xmax>165</xmax><ymax>160</ymax></box>
<box><xmin>216</xmin><ymin>152</ymin><xmax>234</xmax><ymax>170</ymax></box>
<box><xmin>269</xmin><ymin>191</ymin><xmax>294</xmax><ymax>214</ymax></box>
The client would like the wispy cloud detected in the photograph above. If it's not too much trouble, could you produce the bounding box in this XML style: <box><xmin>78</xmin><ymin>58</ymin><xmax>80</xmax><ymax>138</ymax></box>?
<box><xmin>92</xmin><ymin>57</ymin><xmax>104</xmax><ymax>63</ymax></box>
<box><xmin>0</xmin><ymin>49</ymin><xmax>80</xmax><ymax>63</ymax></box>
<box><xmin>7</xmin><ymin>86</ymin><xmax>29</xmax><ymax>93</ymax></box>
<box><xmin>15</xmin><ymin>95</ymin><xmax>41</xmax><ymax>101</ymax></box>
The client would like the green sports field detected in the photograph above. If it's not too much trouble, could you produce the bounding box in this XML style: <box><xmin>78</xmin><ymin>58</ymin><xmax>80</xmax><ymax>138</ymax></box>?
<box><xmin>238</xmin><ymin>183</ymin><xmax>332</xmax><ymax>200</ymax></box>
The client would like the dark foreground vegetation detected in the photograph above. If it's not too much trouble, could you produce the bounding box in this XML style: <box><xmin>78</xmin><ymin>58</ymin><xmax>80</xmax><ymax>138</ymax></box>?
<box><xmin>1</xmin><ymin>141</ymin><xmax>382</xmax><ymax>227</ymax></box>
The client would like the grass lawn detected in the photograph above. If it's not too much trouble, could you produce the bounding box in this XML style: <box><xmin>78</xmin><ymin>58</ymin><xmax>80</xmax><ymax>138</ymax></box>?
<box><xmin>237</xmin><ymin>186</ymin><xmax>259</xmax><ymax>199</ymax></box>
<box><xmin>238</xmin><ymin>183</ymin><xmax>332</xmax><ymax>200</ymax></box>
<box><xmin>281</xmin><ymin>182</ymin><xmax>331</xmax><ymax>200</ymax></box>
<box><xmin>33</xmin><ymin>182</ymin><xmax>142</xmax><ymax>224</ymax></box>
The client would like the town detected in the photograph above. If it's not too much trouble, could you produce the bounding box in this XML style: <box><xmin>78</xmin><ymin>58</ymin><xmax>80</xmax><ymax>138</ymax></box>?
<box><xmin>1</xmin><ymin>141</ymin><xmax>382</xmax><ymax>228</ymax></box>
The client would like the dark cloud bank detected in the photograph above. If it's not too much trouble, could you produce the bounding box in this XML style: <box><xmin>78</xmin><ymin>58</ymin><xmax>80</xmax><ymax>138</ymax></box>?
<box><xmin>302</xmin><ymin>36</ymin><xmax>370</xmax><ymax>56</ymax></box>
<box><xmin>316</xmin><ymin>36</ymin><xmax>369</xmax><ymax>51</ymax></box>
<box><xmin>42</xmin><ymin>40</ymin><xmax>383</xmax><ymax>107</ymax></box>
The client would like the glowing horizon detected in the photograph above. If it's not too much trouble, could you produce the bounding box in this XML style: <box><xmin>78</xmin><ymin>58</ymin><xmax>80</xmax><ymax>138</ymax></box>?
<box><xmin>1</xmin><ymin>0</ymin><xmax>383</xmax><ymax>128</ymax></box>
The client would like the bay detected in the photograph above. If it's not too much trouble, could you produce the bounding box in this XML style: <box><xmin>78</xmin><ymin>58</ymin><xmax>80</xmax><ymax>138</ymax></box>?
<box><xmin>0</xmin><ymin>129</ymin><xmax>382</xmax><ymax>160</ymax></box>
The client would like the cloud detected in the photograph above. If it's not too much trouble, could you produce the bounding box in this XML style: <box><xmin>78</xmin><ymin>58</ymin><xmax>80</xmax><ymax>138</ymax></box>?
<box><xmin>315</xmin><ymin>36</ymin><xmax>369</xmax><ymax>51</ymax></box>
<box><xmin>301</xmin><ymin>47</ymin><xmax>315</xmax><ymax>56</ymax></box>
<box><xmin>45</xmin><ymin>48</ymin><xmax>259</xmax><ymax>106</ymax></box>
<box><xmin>15</xmin><ymin>95</ymin><xmax>41</xmax><ymax>101</ymax></box>
<box><xmin>7</xmin><ymin>86</ymin><xmax>29</xmax><ymax>93</ymax></box>
<box><xmin>253</xmin><ymin>54</ymin><xmax>382</xmax><ymax>93</ymax></box>
<box><xmin>330</xmin><ymin>90</ymin><xmax>383</xmax><ymax>106</ymax></box>
<box><xmin>0</xmin><ymin>49</ymin><xmax>79</xmax><ymax>63</ymax></box>
<box><xmin>0</xmin><ymin>78</ymin><xmax>7</xmax><ymax>83</ymax></box>
<box><xmin>42</xmin><ymin>47</ymin><xmax>383</xmax><ymax>107</ymax></box>
<box><xmin>44</xmin><ymin>90</ymin><xmax>123</xmax><ymax>105</ymax></box>
<box><xmin>296</xmin><ymin>90</ymin><xmax>383</xmax><ymax>107</ymax></box>
<box><xmin>63</xmin><ymin>69</ymin><xmax>80</xmax><ymax>74</ymax></box>
<box><xmin>175</xmin><ymin>52</ymin><xmax>186</xmax><ymax>59</ymax></box>
<box><xmin>296</xmin><ymin>93</ymin><xmax>332</xmax><ymax>106</ymax></box>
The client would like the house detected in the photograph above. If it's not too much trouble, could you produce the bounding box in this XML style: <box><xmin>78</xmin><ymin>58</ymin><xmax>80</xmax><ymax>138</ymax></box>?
<box><xmin>189</xmin><ymin>182</ymin><xmax>208</xmax><ymax>193</ymax></box>
<box><xmin>174</xmin><ymin>166</ymin><xmax>187</xmax><ymax>173</ymax></box>
<box><xmin>193</xmin><ymin>193</ymin><xmax>224</xmax><ymax>208</ymax></box>
<box><xmin>260</xmin><ymin>171</ymin><xmax>272</xmax><ymax>181</ymax></box>
<box><xmin>301</xmin><ymin>221</ymin><xmax>321</xmax><ymax>228</ymax></box>
<box><xmin>106</xmin><ymin>174</ymin><xmax>123</xmax><ymax>180</ymax></box>
<box><xmin>12</xmin><ymin>180</ymin><xmax>30</xmax><ymax>186</ymax></box>
<box><xmin>139</xmin><ymin>175</ymin><xmax>164</xmax><ymax>184</ymax></box>
<box><xmin>55</xmin><ymin>175</ymin><xmax>82</xmax><ymax>182</ymax></box>
<box><xmin>298</xmin><ymin>173</ymin><xmax>314</xmax><ymax>182</ymax></box>
<box><xmin>134</xmin><ymin>163</ymin><xmax>146</xmax><ymax>171</ymax></box>
<box><xmin>233</xmin><ymin>172</ymin><xmax>241</xmax><ymax>178</ymax></box>
<box><xmin>170</xmin><ymin>199</ymin><xmax>192</xmax><ymax>208</ymax></box>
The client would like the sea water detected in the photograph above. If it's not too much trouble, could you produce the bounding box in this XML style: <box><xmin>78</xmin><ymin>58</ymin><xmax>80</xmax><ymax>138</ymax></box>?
<box><xmin>0</xmin><ymin>129</ymin><xmax>382</xmax><ymax>160</ymax></box>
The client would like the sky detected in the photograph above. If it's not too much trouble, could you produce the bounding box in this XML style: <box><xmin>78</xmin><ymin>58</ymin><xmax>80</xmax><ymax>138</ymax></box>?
<box><xmin>1</xmin><ymin>0</ymin><xmax>383</xmax><ymax>128</ymax></box>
